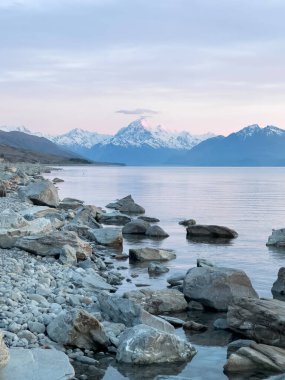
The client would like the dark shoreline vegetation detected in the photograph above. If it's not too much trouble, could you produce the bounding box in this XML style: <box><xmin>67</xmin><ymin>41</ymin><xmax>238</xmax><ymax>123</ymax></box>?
<box><xmin>1</xmin><ymin>163</ymin><xmax>285</xmax><ymax>380</ymax></box>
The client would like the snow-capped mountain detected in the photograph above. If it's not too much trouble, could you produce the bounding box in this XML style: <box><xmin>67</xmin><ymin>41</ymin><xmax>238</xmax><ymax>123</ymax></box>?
<box><xmin>49</xmin><ymin>128</ymin><xmax>110</xmax><ymax>149</ymax></box>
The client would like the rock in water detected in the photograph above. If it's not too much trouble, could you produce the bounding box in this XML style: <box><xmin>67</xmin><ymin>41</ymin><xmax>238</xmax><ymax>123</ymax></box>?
<box><xmin>227</xmin><ymin>297</ymin><xmax>285</xmax><ymax>347</ymax></box>
<box><xmin>138</xmin><ymin>216</ymin><xmax>160</xmax><ymax>223</ymax></box>
<box><xmin>0</xmin><ymin>332</ymin><xmax>9</xmax><ymax>369</ymax></box>
<box><xmin>116</xmin><ymin>324</ymin><xmax>197</xmax><ymax>364</ymax></box>
<box><xmin>97</xmin><ymin>212</ymin><xmax>131</xmax><ymax>226</ymax></box>
<box><xmin>20</xmin><ymin>179</ymin><xmax>60</xmax><ymax>207</ymax></box>
<box><xmin>122</xmin><ymin>220</ymin><xmax>150</xmax><ymax>234</ymax></box>
<box><xmin>106</xmin><ymin>195</ymin><xmax>145</xmax><ymax>214</ymax></box>
<box><xmin>272</xmin><ymin>267</ymin><xmax>285</xmax><ymax>300</ymax></box>
<box><xmin>179</xmin><ymin>219</ymin><xmax>196</xmax><ymax>226</ymax></box>
<box><xmin>129</xmin><ymin>248</ymin><xmax>176</xmax><ymax>262</ymax></box>
<box><xmin>183</xmin><ymin>266</ymin><xmax>258</xmax><ymax>311</ymax></box>
<box><xmin>1</xmin><ymin>348</ymin><xmax>74</xmax><ymax>379</ymax></box>
<box><xmin>267</xmin><ymin>228</ymin><xmax>285</xmax><ymax>247</ymax></box>
<box><xmin>145</xmin><ymin>225</ymin><xmax>169</xmax><ymax>238</ymax></box>
<box><xmin>47</xmin><ymin>309</ymin><xmax>109</xmax><ymax>350</ymax></box>
<box><xmin>148</xmin><ymin>263</ymin><xmax>169</xmax><ymax>274</ymax></box>
<box><xmin>186</xmin><ymin>225</ymin><xmax>238</xmax><ymax>239</ymax></box>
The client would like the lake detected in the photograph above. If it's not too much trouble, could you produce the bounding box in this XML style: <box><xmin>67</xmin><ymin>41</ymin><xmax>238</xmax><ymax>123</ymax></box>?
<box><xmin>45</xmin><ymin>166</ymin><xmax>285</xmax><ymax>380</ymax></box>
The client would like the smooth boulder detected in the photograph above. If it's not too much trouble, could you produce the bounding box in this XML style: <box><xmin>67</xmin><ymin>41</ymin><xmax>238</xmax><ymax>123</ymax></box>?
<box><xmin>267</xmin><ymin>228</ymin><xmax>285</xmax><ymax>247</ymax></box>
<box><xmin>87</xmin><ymin>227</ymin><xmax>123</xmax><ymax>248</ymax></box>
<box><xmin>129</xmin><ymin>248</ymin><xmax>176</xmax><ymax>262</ymax></box>
<box><xmin>106</xmin><ymin>195</ymin><xmax>145</xmax><ymax>214</ymax></box>
<box><xmin>47</xmin><ymin>309</ymin><xmax>109</xmax><ymax>350</ymax></box>
<box><xmin>272</xmin><ymin>267</ymin><xmax>285</xmax><ymax>300</ymax></box>
<box><xmin>20</xmin><ymin>180</ymin><xmax>59</xmax><ymax>207</ymax></box>
<box><xmin>116</xmin><ymin>324</ymin><xmax>196</xmax><ymax>364</ymax></box>
<box><xmin>186</xmin><ymin>224</ymin><xmax>238</xmax><ymax>239</ymax></box>
<box><xmin>183</xmin><ymin>266</ymin><xmax>258</xmax><ymax>311</ymax></box>
<box><xmin>122</xmin><ymin>220</ymin><xmax>150</xmax><ymax>235</ymax></box>
<box><xmin>145</xmin><ymin>225</ymin><xmax>169</xmax><ymax>238</ymax></box>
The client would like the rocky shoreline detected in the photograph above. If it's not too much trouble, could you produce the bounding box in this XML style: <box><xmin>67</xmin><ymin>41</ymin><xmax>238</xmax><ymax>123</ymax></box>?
<box><xmin>0</xmin><ymin>162</ymin><xmax>285</xmax><ymax>379</ymax></box>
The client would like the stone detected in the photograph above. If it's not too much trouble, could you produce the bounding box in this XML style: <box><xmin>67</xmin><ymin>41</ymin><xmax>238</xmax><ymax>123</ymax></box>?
<box><xmin>59</xmin><ymin>197</ymin><xmax>84</xmax><ymax>210</ymax></box>
<box><xmin>81</xmin><ymin>271</ymin><xmax>116</xmax><ymax>292</ymax></box>
<box><xmin>138</xmin><ymin>216</ymin><xmax>160</xmax><ymax>223</ymax></box>
<box><xmin>213</xmin><ymin>318</ymin><xmax>229</xmax><ymax>330</ymax></box>
<box><xmin>227</xmin><ymin>339</ymin><xmax>256</xmax><ymax>358</ymax></box>
<box><xmin>97</xmin><ymin>292</ymin><xmax>175</xmax><ymax>334</ymax></box>
<box><xmin>227</xmin><ymin>297</ymin><xmax>285</xmax><ymax>347</ymax></box>
<box><xmin>183</xmin><ymin>266</ymin><xmax>258</xmax><ymax>311</ymax></box>
<box><xmin>47</xmin><ymin>309</ymin><xmax>109</xmax><ymax>350</ymax></box>
<box><xmin>123</xmin><ymin>288</ymin><xmax>188</xmax><ymax>314</ymax></box>
<box><xmin>106</xmin><ymin>195</ymin><xmax>145</xmax><ymax>214</ymax></box>
<box><xmin>16</xmin><ymin>231</ymin><xmax>92</xmax><ymax>260</ymax></box>
<box><xmin>0</xmin><ymin>347</ymin><xmax>74</xmax><ymax>379</ymax></box>
<box><xmin>167</xmin><ymin>272</ymin><xmax>186</xmax><ymax>286</ymax></box>
<box><xmin>148</xmin><ymin>263</ymin><xmax>169</xmax><ymax>275</ymax></box>
<box><xmin>59</xmin><ymin>245</ymin><xmax>77</xmax><ymax>266</ymax></box>
<box><xmin>0</xmin><ymin>182</ymin><xmax>7</xmax><ymax>197</ymax></box>
<box><xmin>102</xmin><ymin>321</ymin><xmax>126</xmax><ymax>347</ymax></box>
<box><xmin>72</xmin><ymin>205</ymin><xmax>102</xmax><ymax>229</ymax></box>
<box><xmin>28</xmin><ymin>321</ymin><xmax>46</xmax><ymax>334</ymax></box>
<box><xmin>186</xmin><ymin>224</ymin><xmax>238</xmax><ymax>239</ymax></box>
<box><xmin>122</xmin><ymin>220</ymin><xmax>150</xmax><ymax>235</ymax></box>
<box><xmin>197</xmin><ymin>258</ymin><xmax>215</xmax><ymax>267</ymax></box>
<box><xmin>129</xmin><ymin>248</ymin><xmax>176</xmax><ymax>262</ymax></box>
<box><xmin>158</xmin><ymin>316</ymin><xmax>185</xmax><ymax>327</ymax></box>
<box><xmin>145</xmin><ymin>225</ymin><xmax>169</xmax><ymax>238</ymax></box>
<box><xmin>224</xmin><ymin>342</ymin><xmax>285</xmax><ymax>375</ymax></box>
<box><xmin>0</xmin><ymin>331</ymin><xmax>9</xmax><ymax>368</ymax></box>
<box><xmin>183</xmin><ymin>321</ymin><xmax>207</xmax><ymax>331</ymax></box>
<box><xmin>87</xmin><ymin>227</ymin><xmax>123</xmax><ymax>248</ymax></box>
<box><xmin>116</xmin><ymin>324</ymin><xmax>196</xmax><ymax>364</ymax></box>
<box><xmin>20</xmin><ymin>180</ymin><xmax>59</xmax><ymax>207</ymax></box>
<box><xmin>52</xmin><ymin>177</ymin><xmax>64</xmax><ymax>183</ymax></box>
<box><xmin>272</xmin><ymin>267</ymin><xmax>285</xmax><ymax>300</ymax></box>
<box><xmin>179</xmin><ymin>219</ymin><xmax>196</xmax><ymax>226</ymax></box>
<box><xmin>97</xmin><ymin>212</ymin><xmax>131</xmax><ymax>226</ymax></box>
<box><xmin>267</xmin><ymin>228</ymin><xmax>285</xmax><ymax>247</ymax></box>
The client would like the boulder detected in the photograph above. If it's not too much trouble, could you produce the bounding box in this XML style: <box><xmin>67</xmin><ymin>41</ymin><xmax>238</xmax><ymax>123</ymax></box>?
<box><xmin>102</xmin><ymin>321</ymin><xmax>126</xmax><ymax>347</ymax></box>
<box><xmin>183</xmin><ymin>267</ymin><xmax>258</xmax><ymax>311</ymax></box>
<box><xmin>227</xmin><ymin>297</ymin><xmax>285</xmax><ymax>347</ymax></box>
<box><xmin>87</xmin><ymin>227</ymin><xmax>123</xmax><ymax>248</ymax></box>
<box><xmin>59</xmin><ymin>197</ymin><xmax>84</xmax><ymax>210</ymax></box>
<box><xmin>20</xmin><ymin>180</ymin><xmax>59</xmax><ymax>207</ymax></box>
<box><xmin>138</xmin><ymin>216</ymin><xmax>160</xmax><ymax>223</ymax></box>
<box><xmin>267</xmin><ymin>228</ymin><xmax>285</xmax><ymax>247</ymax></box>
<box><xmin>16</xmin><ymin>231</ymin><xmax>92</xmax><ymax>260</ymax></box>
<box><xmin>227</xmin><ymin>339</ymin><xmax>256</xmax><ymax>358</ymax></box>
<box><xmin>179</xmin><ymin>219</ymin><xmax>196</xmax><ymax>226</ymax></box>
<box><xmin>97</xmin><ymin>293</ymin><xmax>175</xmax><ymax>334</ymax></box>
<box><xmin>148</xmin><ymin>263</ymin><xmax>169</xmax><ymax>275</ymax></box>
<box><xmin>47</xmin><ymin>309</ymin><xmax>109</xmax><ymax>350</ymax></box>
<box><xmin>0</xmin><ymin>331</ymin><xmax>9</xmax><ymax>368</ymax></box>
<box><xmin>167</xmin><ymin>272</ymin><xmax>186</xmax><ymax>286</ymax></box>
<box><xmin>81</xmin><ymin>271</ymin><xmax>116</xmax><ymax>292</ymax></box>
<box><xmin>116</xmin><ymin>324</ymin><xmax>197</xmax><ymax>364</ymax></box>
<box><xmin>129</xmin><ymin>248</ymin><xmax>176</xmax><ymax>262</ymax></box>
<box><xmin>0</xmin><ymin>348</ymin><xmax>74</xmax><ymax>380</ymax></box>
<box><xmin>145</xmin><ymin>225</ymin><xmax>169</xmax><ymax>238</ymax></box>
<box><xmin>213</xmin><ymin>318</ymin><xmax>229</xmax><ymax>330</ymax></box>
<box><xmin>73</xmin><ymin>205</ymin><xmax>102</xmax><ymax>229</ymax></box>
<box><xmin>224</xmin><ymin>342</ymin><xmax>285</xmax><ymax>375</ymax></box>
<box><xmin>123</xmin><ymin>288</ymin><xmax>188</xmax><ymax>314</ymax></box>
<box><xmin>59</xmin><ymin>245</ymin><xmax>77</xmax><ymax>265</ymax></box>
<box><xmin>183</xmin><ymin>321</ymin><xmax>207</xmax><ymax>331</ymax></box>
<box><xmin>52</xmin><ymin>177</ymin><xmax>64</xmax><ymax>183</ymax></box>
<box><xmin>272</xmin><ymin>267</ymin><xmax>285</xmax><ymax>300</ymax></box>
<box><xmin>97</xmin><ymin>212</ymin><xmax>131</xmax><ymax>226</ymax></box>
<box><xmin>186</xmin><ymin>225</ymin><xmax>238</xmax><ymax>239</ymax></box>
<box><xmin>122</xmin><ymin>220</ymin><xmax>150</xmax><ymax>235</ymax></box>
<box><xmin>197</xmin><ymin>258</ymin><xmax>215</xmax><ymax>267</ymax></box>
<box><xmin>106</xmin><ymin>194</ymin><xmax>145</xmax><ymax>214</ymax></box>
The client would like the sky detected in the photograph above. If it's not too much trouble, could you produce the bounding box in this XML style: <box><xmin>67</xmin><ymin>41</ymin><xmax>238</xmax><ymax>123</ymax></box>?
<box><xmin>1</xmin><ymin>0</ymin><xmax>285</xmax><ymax>135</ymax></box>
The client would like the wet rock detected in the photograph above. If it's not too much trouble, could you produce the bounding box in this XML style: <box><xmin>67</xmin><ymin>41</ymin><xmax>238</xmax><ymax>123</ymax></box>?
<box><xmin>97</xmin><ymin>212</ymin><xmax>131</xmax><ymax>226</ymax></box>
<box><xmin>213</xmin><ymin>318</ymin><xmax>229</xmax><ymax>330</ymax></box>
<box><xmin>19</xmin><ymin>179</ymin><xmax>59</xmax><ymax>207</ymax></box>
<box><xmin>158</xmin><ymin>316</ymin><xmax>185</xmax><ymax>327</ymax></box>
<box><xmin>73</xmin><ymin>205</ymin><xmax>102</xmax><ymax>229</ymax></box>
<box><xmin>187</xmin><ymin>300</ymin><xmax>204</xmax><ymax>311</ymax></box>
<box><xmin>148</xmin><ymin>263</ymin><xmax>169</xmax><ymax>275</ymax></box>
<box><xmin>145</xmin><ymin>225</ymin><xmax>169</xmax><ymax>238</ymax></box>
<box><xmin>186</xmin><ymin>225</ymin><xmax>238</xmax><ymax>239</ymax></box>
<box><xmin>197</xmin><ymin>258</ymin><xmax>215</xmax><ymax>268</ymax></box>
<box><xmin>227</xmin><ymin>297</ymin><xmax>285</xmax><ymax>347</ymax></box>
<box><xmin>167</xmin><ymin>272</ymin><xmax>186</xmax><ymax>286</ymax></box>
<box><xmin>272</xmin><ymin>267</ymin><xmax>285</xmax><ymax>300</ymax></box>
<box><xmin>138</xmin><ymin>216</ymin><xmax>160</xmax><ymax>223</ymax></box>
<box><xmin>179</xmin><ymin>219</ymin><xmax>196</xmax><ymax>226</ymax></box>
<box><xmin>87</xmin><ymin>227</ymin><xmax>123</xmax><ymax>248</ymax></box>
<box><xmin>47</xmin><ymin>309</ymin><xmax>109</xmax><ymax>350</ymax></box>
<box><xmin>97</xmin><ymin>292</ymin><xmax>175</xmax><ymax>334</ymax></box>
<box><xmin>183</xmin><ymin>321</ymin><xmax>207</xmax><ymax>332</ymax></box>
<box><xmin>183</xmin><ymin>266</ymin><xmax>258</xmax><ymax>311</ymax></box>
<box><xmin>227</xmin><ymin>339</ymin><xmax>255</xmax><ymax>358</ymax></box>
<box><xmin>52</xmin><ymin>177</ymin><xmax>64</xmax><ymax>183</ymax></box>
<box><xmin>129</xmin><ymin>248</ymin><xmax>176</xmax><ymax>262</ymax></box>
<box><xmin>123</xmin><ymin>288</ymin><xmax>188</xmax><ymax>314</ymax></box>
<box><xmin>116</xmin><ymin>324</ymin><xmax>197</xmax><ymax>364</ymax></box>
<box><xmin>122</xmin><ymin>220</ymin><xmax>150</xmax><ymax>235</ymax></box>
<box><xmin>59</xmin><ymin>197</ymin><xmax>84</xmax><ymax>210</ymax></box>
<box><xmin>106</xmin><ymin>195</ymin><xmax>145</xmax><ymax>214</ymax></box>
<box><xmin>267</xmin><ymin>228</ymin><xmax>285</xmax><ymax>247</ymax></box>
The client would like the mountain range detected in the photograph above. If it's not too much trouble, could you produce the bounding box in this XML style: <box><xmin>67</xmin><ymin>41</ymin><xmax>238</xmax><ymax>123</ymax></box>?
<box><xmin>2</xmin><ymin>120</ymin><xmax>285</xmax><ymax>166</ymax></box>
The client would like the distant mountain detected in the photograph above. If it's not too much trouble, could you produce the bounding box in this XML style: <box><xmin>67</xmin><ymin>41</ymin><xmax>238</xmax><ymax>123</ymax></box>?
<box><xmin>176</xmin><ymin>124</ymin><xmax>285</xmax><ymax>166</ymax></box>
<box><xmin>87</xmin><ymin>119</ymin><xmax>214</xmax><ymax>165</ymax></box>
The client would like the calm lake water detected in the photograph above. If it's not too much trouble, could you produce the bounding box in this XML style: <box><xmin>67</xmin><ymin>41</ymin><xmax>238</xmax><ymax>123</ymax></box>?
<box><xmin>45</xmin><ymin>166</ymin><xmax>285</xmax><ymax>380</ymax></box>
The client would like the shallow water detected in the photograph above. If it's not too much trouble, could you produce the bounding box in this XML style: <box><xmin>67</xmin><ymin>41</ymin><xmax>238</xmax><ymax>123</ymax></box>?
<box><xmin>45</xmin><ymin>166</ymin><xmax>285</xmax><ymax>380</ymax></box>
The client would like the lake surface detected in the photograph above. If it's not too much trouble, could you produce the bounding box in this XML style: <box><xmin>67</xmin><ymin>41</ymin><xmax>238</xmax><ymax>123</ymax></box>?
<box><xmin>45</xmin><ymin>166</ymin><xmax>285</xmax><ymax>380</ymax></box>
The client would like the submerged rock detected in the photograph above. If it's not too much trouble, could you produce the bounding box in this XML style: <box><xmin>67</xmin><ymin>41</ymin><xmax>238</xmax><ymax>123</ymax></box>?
<box><xmin>186</xmin><ymin>225</ymin><xmax>238</xmax><ymax>239</ymax></box>
<box><xmin>106</xmin><ymin>195</ymin><xmax>145</xmax><ymax>214</ymax></box>
<box><xmin>148</xmin><ymin>263</ymin><xmax>169</xmax><ymax>275</ymax></box>
<box><xmin>116</xmin><ymin>324</ymin><xmax>197</xmax><ymax>364</ymax></box>
<box><xmin>129</xmin><ymin>248</ymin><xmax>176</xmax><ymax>262</ymax></box>
<box><xmin>183</xmin><ymin>266</ymin><xmax>258</xmax><ymax>311</ymax></box>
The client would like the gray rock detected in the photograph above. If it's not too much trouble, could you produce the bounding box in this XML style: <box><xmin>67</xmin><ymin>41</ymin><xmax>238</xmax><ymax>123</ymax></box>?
<box><xmin>0</xmin><ymin>331</ymin><xmax>9</xmax><ymax>368</ymax></box>
<box><xmin>167</xmin><ymin>272</ymin><xmax>186</xmax><ymax>286</ymax></box>
<box><xmin>16</xmin><ymin>231</ymin><xmax>92</xmax><ymax>260</ymax></box>
<box><xmin>138</xmin><ymin>216</ymin><xmax>160</xmax><ymax>223</ymax></box>
<box><xmin>59</xmin><ymin>245</ymin><xmax>77</xmax><ymax>266</ymax></box>
<box><xmin>97</xmin><ymin>212</ymin><xmax>131</xmax><ymax>226</ymax></box>
<box><xmin>87</xmin><ymin>227</ymin><xmax>123</xmax><ymax>248</ymax></box>
<box><xmin>0</xmin><ymin>347</ymin><xmax>74</xmax><ymax>379</ymax></box>
<box><xmin>106</xmin><ymin>195</ymin><xmax>145</xmax><ymax>214</ymax></box>
<box><xmin>186</xmin><ymin>225</ymin><xmax>238</xmax><ymax>239</ymax></box>
<box><xmin>145</xmin><ymin>225</ymin><xmax>169</xmax><ymax>238</ymax></box>
<box><xmin>28</xmin><ymin>321</ymin><xmax>46</xmax><ymax>334</ymax></box>
<box><xmin>81</xmin><ymin>271</ymin><xmax>116</xmax><ymax>292</ymax></box>
<box><xmin>97</xmin><ymin>293</ymin><xmax>175</xmax><ymax>334</ymax></box>
<box><xmin>197</xmin><ymin>258</ymin><xmax>215</xmax><ymax>267</ymax></box>
<box><xmin>227</xmin><ymin>339</ymin><xmax>256</xmax><ymax>358</ymax></box>
<box><xmin>148</xmin><ymin>263</ymin><xmax>169</xmax><ymax>275</ymax></box>
<box><xmin>267</xmin><ymin>228</ymin><xmax>285</xmax><ymax>247</ymax></box>
<box><xmin>129</xmin><ymin>248</ymin><xmax>176</xmax><ymax>262</ymax></box>
<box><xmin>59</xmin><ymin>197</ymin><xmax>84</xmax><ymax>210</ymax></box>
<box><xmin>183</xmin><ymin>266</ymin><xmax>258</xmax><ymax>311</ymax></box>
<box><xmin>272</xmin><ymin>267</ymin><xmax>285</xmax><ymax>300</ymax></box>
<box><xmin>122</xmin><ymin>220</ymin><xmax>150</xmax><ymax>235</ymax></box>
<box><xmin>213</xmin><ymin>318</ymin><xmax>229</xmax><ymax>330</ymax></box>
<box><xmin>123</xmin><ymin>288</ymin><xmax>188</xmax><ymax>314</ymax></box>
<box><xmin>72</xmin><ymin>205</ymin><xmax>102</xmax><ymax>229</ymax></box>
<box><xmin>47</xmin><ymin>309</ymin><xmax>109</xmax><ymax>350</ymax></box>
<box><xmin>116</xmin><ymin>324</ymin><xmax>196</xmax><ymax>364</ymax></box>
<box><xmin>158</xmin><ymin>316</ymin><xmax>185</xmax><ymax>327</ymax></box>
<box><xmin>227</xmin><ymin>297</ymin><xmax>285</xmax><ymax>347</ymax></box>
<box><xmin>102</xmin><ymin>321</ymin><xmax>126</xmax><ymax>347</ymax></box>
<box><xmin>179</xmin><ymin>219</ymin><xmax>196</xmax><ymax>226</ymax></box>
<box><xmin>20</xmin><ymin>180</ymin><xmax>59</xmax><ymax>207</ymax></box>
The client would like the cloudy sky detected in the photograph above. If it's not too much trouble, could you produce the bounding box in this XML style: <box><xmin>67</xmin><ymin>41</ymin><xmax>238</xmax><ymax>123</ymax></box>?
<box><xmin>1</xmin><ymin>0</ymin><xmax>285</xmax><ymax>135</ymax></box>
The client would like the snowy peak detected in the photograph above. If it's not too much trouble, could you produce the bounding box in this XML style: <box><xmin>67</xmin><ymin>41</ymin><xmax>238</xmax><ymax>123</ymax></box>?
<box><xmin>235</xmin><ymin>124</ymin><xmax>285</xmax><ymax>140</ymax></box>
<box><xmin>50</xmin><ymin>128</ymin><xmax>111</xmax><ymax>148</ymax></box>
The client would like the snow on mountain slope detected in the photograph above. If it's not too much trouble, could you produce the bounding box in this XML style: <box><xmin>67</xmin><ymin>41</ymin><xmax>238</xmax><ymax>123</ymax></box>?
<box><xmin>49</xmin><ymin>128</ymin><xmax>110</xmax><ymax>149</ymax></box>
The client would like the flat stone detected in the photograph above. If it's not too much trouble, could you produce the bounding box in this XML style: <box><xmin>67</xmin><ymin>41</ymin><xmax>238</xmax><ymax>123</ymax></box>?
<box><xmin>129</xmin><ymin>248</ymin><xmax>176</xmax><ymax>262</ymax></box>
